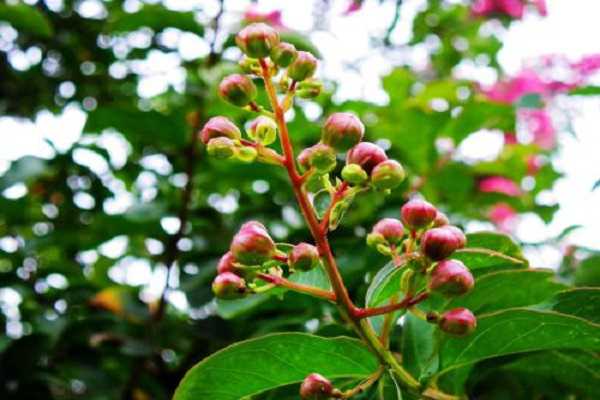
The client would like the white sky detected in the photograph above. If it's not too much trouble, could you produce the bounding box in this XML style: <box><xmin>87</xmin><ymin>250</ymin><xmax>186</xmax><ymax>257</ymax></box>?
<box><xmin>1</xmin><ymin>0</ymin><xmax>600</xmax><ymax>270</ymax></box>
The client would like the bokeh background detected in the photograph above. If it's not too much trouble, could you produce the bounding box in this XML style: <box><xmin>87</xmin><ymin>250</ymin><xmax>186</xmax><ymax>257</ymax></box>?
<box><xmin>0</xmin><ymin>0</ymin><xmax>599</xmax><ymax>399</ymax></box>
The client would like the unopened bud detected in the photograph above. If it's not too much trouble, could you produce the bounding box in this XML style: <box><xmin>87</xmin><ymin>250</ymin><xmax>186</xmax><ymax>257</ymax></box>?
<box><xmin>341</xmin><ymin>163</ymin><xmax>368</xmax><ymax>185</ymax></box>
<box><xmin>296</xmin><ymin>79</ymin><xmax>323</xmax><ymax>99</ymax></box>
<box><xmin>421</xmin><ymin>226</ymin><xmax>466</xmax><ymax>261</ymax></box>
<box><xmin>371</xmin><ymin>160</ymin><xmax>405</xmax><ymax>190</ymax></box>
<box><xmin>247</xmin><ymin>116</ymin><xmax>277</xmax><ymax>145</ymax></box>
<box><xmin>219</xmin><ymin>74</ymin><xmax>257</xmax><ymax>107</ymax></box>
<box><xmin>288</xmin><ymin>51</ymin><xmax>318</xmax><ymax>82</ymax></box>
<box><xmin>433</xmin><ymin>211</ymin><xmax>450</xmax><ymax>227</ymax></box>
<box><xmin>371</xmin><ymin>218</ymin><xmax>405</xmax><ymax>245</ymax></box>
<box><xmin>235</xmin><ymin>23</ymin><xmax>280</xmax><ymax>58</ymax></box>
<box><xmin>236</xmin><ymin>146</ymin><xmax>258</xmax><ymax>163</ymax></box>
<box><xmin>400</xmin><ymin>199</ymin><xmax>437</xmax><ymax>230</ymax></box>
<box><xmin>322</xmin><ymin>112</ymin><xmax>364</xmax><ymax>151</ymax></box>
<box><xmin>217</xmin><ymin>251</ymin><xmax>237</xmax><ymax>274</ymax></box>
<box><xmin>346</xmin><ymin>142</ymin><xmax>387</xmax><ymax>173</ymax></box>
<box><xmin>300</xmin><ymin>373</ymin><xmax>333</xmax><ymax>400</ymax></box>
<box><xmin>200</xmin><ymin>116</ymin><xmax>241</xmax><ymax>144</ymax></box>
<box><xmin>297</xmin><ymin>143</ymin><xmax>337</xmax><ymax>173</ymax></box>
<box><xmin>230</xmin><ymin>221</ymin><xmax>276</xmax><ymax>265</ymax></box>
<box><xmin>429</xmin><ymin>259</ymin><xmax>474</xmax><ymax>296</ymax></box>
<box><xmin>270</xmin><ymin>42</ymin><xmax>297</xmax><ymax>67</ymax></box>
<box><xmin>289</xmin><ymin>242</ymin><xmax>320</xmax><ymax>271</ymax></box>
<box><xmin>439</xmin><ymin>308</ymin><xmax>477</xmax><ymax>336</ymax></box>
<box><xmin>212</xmin><ymin>272</ymin><xmax>247</xmax><ymax>299</ymax></box>
<box><xmin>207</xmin><ymin>137</ymin><xmax>236</xmax><ymax>159</ymax></box>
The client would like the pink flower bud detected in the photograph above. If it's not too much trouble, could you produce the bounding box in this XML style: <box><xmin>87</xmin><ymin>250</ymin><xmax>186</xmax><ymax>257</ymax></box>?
<box><xmin>400</xmin><ymin>199</ymin><xmax>437</xmax><ymax>230</ymax></box>
<box><xmin>371</xmin><ymin>218</ymin><xmax>404</xmax><ymax>245</ymax></box>
<box><xmin>219</xmin><ymin>74</ymin><xmax>257</xmax><ymax>107</ymax></box>
<box><xmin>212</xmin><ymin>272</ymin><xmax>247</xmax><ymax>299</ymax></box>
<box><xmin>371</xmin><ymin>160</ymin><xmax>406</xmax><ymax>190</ymax></box>
<box><xmin>288</xmin><ymin>51</ymin><xmax>318</xmax><ymax>82</ymax></box>
<box><xmin>433</xmin><ymin>211</ymin><xmax>449</xmax><ymax>227</ymax></box>
<box><xmin>297</xmin><ymin>143</ymin><xmax>337</xmax><ymax>173</ymax></box>
<box><xmin>421</xmin><ymin>226</ymin><xmax>466</xmax><ymax>261</ymax></box>
<box><xmin>322</xmin><ymin>112</ymin><xmax>364</xmax><ymax>151</ymax></box>
<box><xmin>230</xmin><ymin>221</ymin><xmax>276</xmax><ymax>265</ymax></box>
<box><xmin>200</xmin><ymin>116</ymin><xmax>241</xmax><ymax>144</ymax></box>
<box><xmin>429</xmin><ymin>259</ymin><xmax>474</xmax><ymax>296</ymax></box>
<box><xmin>346</xmin><ymin>142</ymin><xmax>387</xmax><ymax>173</ymax></box>
<box><xmin>235</xmin><ymin>23</ymin><xmax>280</xmax><ymax>58</ymax></box>
<box><xmin>217</xmin><ymin>251</ymin><xmax>237</xmax><ymax>274</ymax></box>
<box><xmin>300</xmin><ymin>373</ymin><xmax>333</xmax><ymax>400</ymax></box>
<box><xmin>439</xmin><ymin>308</ymin><xmax>477</xmax><ymax>336</ymax></box>
<box><xmin>289</xmin><ymin>242</ymin><xmax>320</xmax><ymax>271</ymax></box>
<box><xmin>270</xmin><ymin>42</ymin><xmax>298</xmax><ymax>67</ymax></box>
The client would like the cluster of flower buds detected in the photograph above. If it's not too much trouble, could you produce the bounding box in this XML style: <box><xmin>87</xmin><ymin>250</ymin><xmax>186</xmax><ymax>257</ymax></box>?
<box><xmin>211</xmin><ymin>221</ymin><xmax>322</xmax><ymax>299</ymax></box>
<box><xmin>367</xmin><ymin>199</ymin><xmax>477</xmax><ymax>336</ymax></box>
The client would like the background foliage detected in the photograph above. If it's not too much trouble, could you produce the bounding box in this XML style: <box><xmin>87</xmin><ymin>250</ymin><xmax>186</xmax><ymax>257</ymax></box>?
<box><xmin>0</xmin><ymin>0</ymin><xmax>599</xmax><ymax>399</ymax></box>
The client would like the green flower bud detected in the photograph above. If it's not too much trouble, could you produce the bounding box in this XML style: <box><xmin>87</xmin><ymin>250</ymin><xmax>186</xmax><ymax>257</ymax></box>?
<box><xmin>366</xmin><ymin>232</ymin><xmax>385</xmax><ymax>248</ymax></box>
<box><xmin>288</xmin><ymin>51</ymin><xmax>318</xmax><ymax>82</ymax></box>
<box><xmin>219</xmin><ymin>74</ymin><xmax>257</xmax><ymax>107</ymax></box>
<box><xmin>207</xmin><ymin>137</ymin><xmax>236</xmax><ymax>159</ymax></box>
<box><xmin>247</xmin><ymin>116</ymin><xmax>277</xmax><ymax>145</ymax></box>
<box><xmin>297</xmin><ymin>143</ymin><xmax>337</xmax><ymax>173</ymax></box>
<box><xmin>296</xmin><ymin>79</ymin><xmax>323</xmax><ymax>99</ymax></box>
<box><xmin>236</xmin><ymin>146</ymin><xmax>258</xmax><ymax>163</ymax></box>
<box><xmin>371</xmin><ymin>160</ymin><xmax>406</xmax><ymax>190</ymax></box>
<box><xmin>235</xmin><ymin>23</ymin><xmax>280</xmax><ymax>58</ymax></box>
<box><xmin>341</xmin><ymin>163</ymin><xmax>368</xmax><ymax>185</ymax></box>
<box><xmin>270</xmin><ymin>42</ymin><xmax>298</xmax><ymax>67</ymax></box>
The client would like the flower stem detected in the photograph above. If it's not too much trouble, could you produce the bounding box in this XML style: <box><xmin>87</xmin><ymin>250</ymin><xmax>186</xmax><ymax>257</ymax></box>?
<box><xmin>256</xmin><ymin>273</ymin><xmax>336</xmax><ymax>302</ymax></box>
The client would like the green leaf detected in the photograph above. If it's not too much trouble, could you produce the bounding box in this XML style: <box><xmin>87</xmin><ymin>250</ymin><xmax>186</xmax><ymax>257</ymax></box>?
<box><xmin>173</xmin><ymin>333</ymin><xmax>379</xmax><ymax>400</ymax></box>
<box><xmin>438</xmin><ymin>309</ymin><xmax>600</xmax><ymax>375</ymax></box>
<box><xmin>464</xmin><ymin>231</ymin><xmax>523</xmax><ymax>258</ymax></box>
<box><xmin>441</xmin><ymin>101</ymin><xmax>515</xmax><ymax>144</ymax></box>
<box><xmin>445</xmin><ymin>269</ymin><xmax>566</xmax><ymax>314</ymax></box>
<box><xmin>0</xmin><ymin>156</ymin><xmax>49</xmax><ymax>191</ymax></box>
<box><xmin>569</xmin><ymin>86</ymin><xmax>600</xmax><ymax>96</ymax></box>
<box><xmin>289</xmin><ymin>265</ymin><xmax>331</xmax><ymax>291</ymax></box>
<box><xmin>540</xmin><ymin>288</ymin><xmax>600</xmax><ymax>324</ymax></box>
<box><xmin>0</xmin><ymin>4</ymin><xmax>53</xmax><ymax>37</ymax></box>
<box><xmin>574</xmin><ymin>255</ymin><xmax>600</xmax><ymax>287</ymax></box>
<box><xmin>376</xmin><ymin>370</ymin><xmax>403</xmax><ymax>400</ymax></box>
<box><xmin>108</xmin><ymin>5</ymin><xmax>204</xmax><ymax>36</ymax></box>
<box><xmin>452</xmin><ymin>248</ymin><xmax>526</xmax><ymax>276</ymax></box>
<box><xmin>216</xmin><ymin>293</ymin><xmax>272</xmax><ymax>319</ymax></box>
<box><xmin>401</xmin><ymin>314</ymin><xmax>439</xmax><ymax>381</ymax></box>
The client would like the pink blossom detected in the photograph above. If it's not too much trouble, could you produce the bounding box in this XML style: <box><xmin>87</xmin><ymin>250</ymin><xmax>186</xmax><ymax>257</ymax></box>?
<box><xmin>244</xmin><ymin>6</ymin><xmax>285</xmax><ymax>29</ymax></box>
<box><xmin>504</xmin><ymin>132</ymin><xmax>518</xmax><ymax>145</ymax></box>
<box><xmin>571</xmin><ymin>54</ymin><xmax>600</xmax><ymax>77</ymax></box>
<box><xmin>479</xmin><ymin>176</ymin><xmax>522</xmax><ymax>197</ymax></box>
<box><xmin>520</xmin><ymin>109</ymin><xmax>555</xmax><ymax>149</ymax></box>
<box><xmin>472</xmin><ymin>0</ymin><xmax>496</xmax><ymax>16</ymax></box>
<box><xmin>472</xmin><ymin>0</ymin><xmax>524</xmax><ymax>19</ymax></box>
<box><xmin>343</xmin><ymin>1</ymin><xmax>363</xmax><ymax>15</ymax></box>
<box><xmin>489</xmin><ymin>203</ymin><xmax>517</xmax><ymax>232</ymax></box>
<box><xmin>482</xmin><ymin>70</ymin><xmax>548</xmax><ymax>103</ymax></box>
<box><xmin>532</xmin><ymin>0</ymin><xmax>548</xmax><ymax>16</ymax></box>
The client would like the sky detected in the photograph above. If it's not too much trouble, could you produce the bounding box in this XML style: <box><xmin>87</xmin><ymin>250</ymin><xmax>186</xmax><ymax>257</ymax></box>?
<box><xmin>1</xmin><ymin>0</ymin><xmax>600</xmax><ymax>271</ymax></box>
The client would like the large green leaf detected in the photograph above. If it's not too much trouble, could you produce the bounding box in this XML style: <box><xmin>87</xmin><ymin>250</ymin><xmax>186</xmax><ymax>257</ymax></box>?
<box><xmin>540</xmin><ymin>287</ymin><xmax>600</xmax><ymax>323</ymax></box>
<box><xmin>401</xmin><ymin>314</ymin><xmax>438</xmax><ymax>381</ymax></box>
<box><xmin>173</xmin><ymin>333</ymin><xmax>379</xmax><ymax>400</ymax></box>
<box><xmin>445</xmin><ymin>269</ymin><xmax>566</xmax><ymax>314</ymax></box>
<box><xmin>574</xmin><ymin>255</ymin><xmax>600</xmax><ymax>287</ymax></box>
<box><xmin>108</xmin><ymin>5</ymin><xmax>204</xmax><ymax>36</ymax></box>
<box><xmin>452</xmin><ymin>248</ymin><xmax>526</xmax><ymax>276</ymax></box>
<box><xmin>569</xmin><ymin>86</ymin><xmax>600</xmax><ymax>96</ymax></box>
<box><xmin>464</xmin><ymin>231</ymin><xmax>523</xmax><ymax>258</ymax></box>
<box><xmin>0</xmin><ymin>4</ymin><xmax>53</xmax><ymax>37</ymax></box>
<box><xmin>438</xmin><ymin>309</ymin><xmax>600</xmax><ymax>374</ymax></box>
<box><xmin>441</xmin><ymin>101</ymin><xmax>515</xmax><ymax>144</ymax></box>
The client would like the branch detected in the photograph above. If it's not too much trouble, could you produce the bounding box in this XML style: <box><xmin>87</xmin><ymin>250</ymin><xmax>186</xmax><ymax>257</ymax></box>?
<box><xmin>256</xmin><ymin>273</ymin><xmax>336</xmax><ymax>302</ymax></box>
<box><xmin>354</xmin><ymin>292</ymin><xmax>429</xmax><ymax>318</ymax></box>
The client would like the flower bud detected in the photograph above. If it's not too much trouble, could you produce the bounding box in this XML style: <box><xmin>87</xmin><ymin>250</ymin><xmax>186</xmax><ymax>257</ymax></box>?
<box><xmin>371</xmin><ymin>160</ymin><xmax>405</xmax><ymax>190</ymax></box>
<box><xmin>230</xmin><ymin>220</ymin><xmax>276</xmax><ymax>265</ymax></box>
<box><xmin>200</xmin><ymin>116</ymin><xmax>241</xmax><ymax>144</ymax></box>
<box><xmin>400</xmin><ymin>199</ymin><xmax>437</xmax><ymax>230</ymax></box>
<box><xmin>247</xmin><ymin>116</ymin><xmax>277</xmax><ymax>145</ymax></box>
<box><xmin>421</xmin><ymin>226</ymin><xmax>466</xmax><ymax>261</ymax></box>
<box><xmin>439</xmin><ymin>308</ymin><xmax>477</xmax><ymax>336</ymax></box>
<box><xmin>433</xmin><ymin>211</ymin><xmax>449</xmax><ymax>227</ymax></box>
<box><xmin>289</xmin><ymin>242</ymin><xmax>320</xmax><ymax>271</ymax></box>
<box><xmin>296</xmin><ymin>79</ymin><xmax>323</xmax><ymax>99</ymax></box>
<box><xmin>219</xmin><ymin>74</ymin><xmax>257</xmax><ymax>107</ymax></box>
<box><xmin>235</xmin><ymin>23</ymin><xmax>280</xmax><ymax>58</ymax></box>
<box><xmin>297</xmin><ymin>143</ymin><xmax>337</xmax><ymax>173</ymax></box>
<box><xmin>236</xmin><ymin>146</ymin><xmax>258</xmax><ymax>163</ymax></box>
<box><xmin>300</xmin><ymin>373</ymin><xmax>333</xmax><ymax>400</ymax></box>
<box><xmin>346</xmin><ymin>142</ymin><xmax>387</xmax><ymax>173</ymax></box>
<box><xmin>341</xmin><ymin>163</ymin><xmax>368</xmax><ymax>185</ymax></box>
<box><xmin>239</xmin><ymin>56</ymin><xmax>261</xmax><ymax>74</ymax></box>
<box><xmin>371</xmin><ymin>218</ymin><xmax>405</xmax><ymax>245</ymax></box>
<box><xmin>212</xmin><ymin>272</ymin><xmax>247</xmax><ymax>299</ymax></box>
<box><xmin>270</xmin><ymin>42</ymin><xmax>297</xmax><ymax>67</ymax></box>
<box><xmin>322</xmin><ymin>112</ymin><xmax>364</xmax><ymax>151</ymax></box>
<box><xmin>288</xmin><ymin>51</ymin><xmax>318</xmax><ymax>82</ymax></box>
<box><xmin>429</xmin><ymin>259</ymin><xmax>474</xmax><ymax>296</ymax></box>
<box><xmin>217</xmin><ymin>251</ymin><xmax>236</xmax><ymax>274</ymax></box>
<box><xmin>207</xmin><ymin>137</ymin><xmax>236</xmax><ymax>159</ymax></box>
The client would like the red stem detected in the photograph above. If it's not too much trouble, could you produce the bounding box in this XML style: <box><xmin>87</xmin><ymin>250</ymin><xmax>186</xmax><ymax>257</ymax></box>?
<box><xmin>356</xmin><ymin>292</ymin><xmax>429</xmax><ymax>318</ymax></box>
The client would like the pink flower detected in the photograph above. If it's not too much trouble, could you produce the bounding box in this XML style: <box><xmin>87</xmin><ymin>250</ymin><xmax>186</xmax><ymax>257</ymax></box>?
<box><xmin>499</xmin><ymin>0</ymin><xmax>525</xmax><ymax>18</ymax></box>
<box><xmin>489</xmin><ymin>203</ymin><xmax>517</xmax><ymax>232</ymax></box>
<box><xmin>472</xmin><ymin>0</ymin><xmax>496</xmax><ymax>17</ymax></box>
<box><xmin>472</xmin><ymin>0</ymin><xmax>524</xmax><ymax>19</ymax></box>
<box><xmin>479</xmin><ymin>176</ymin><xmax>522</xmax><ymax>197</ymax></box>
<box><xmin>504</xmin><ymin>132</ymin><xmax>518</xmax><ymax>145</ymax></box>
<box><xmin>571</xmin><ymin>54</ymin><xmax>600</xmax><ymax>77</ymax></box>
<box><xmin>243</xmin><ymin>6</ymin><xmax>285</xmax><ymax>29</ymax></box>
<box><xmin>520</xmin><ymin>109</ymin><xmax>555</xmax><ymax>149</ymax></box>
<box><xmin>532</xmin><ymin>0</ymin><xmax>548</xmax><ymax>16</ymax></box>
<box><xmin>343</xmin><ymin>1</ymin><xmax>363</xmax><ymax>15</ymax></box>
